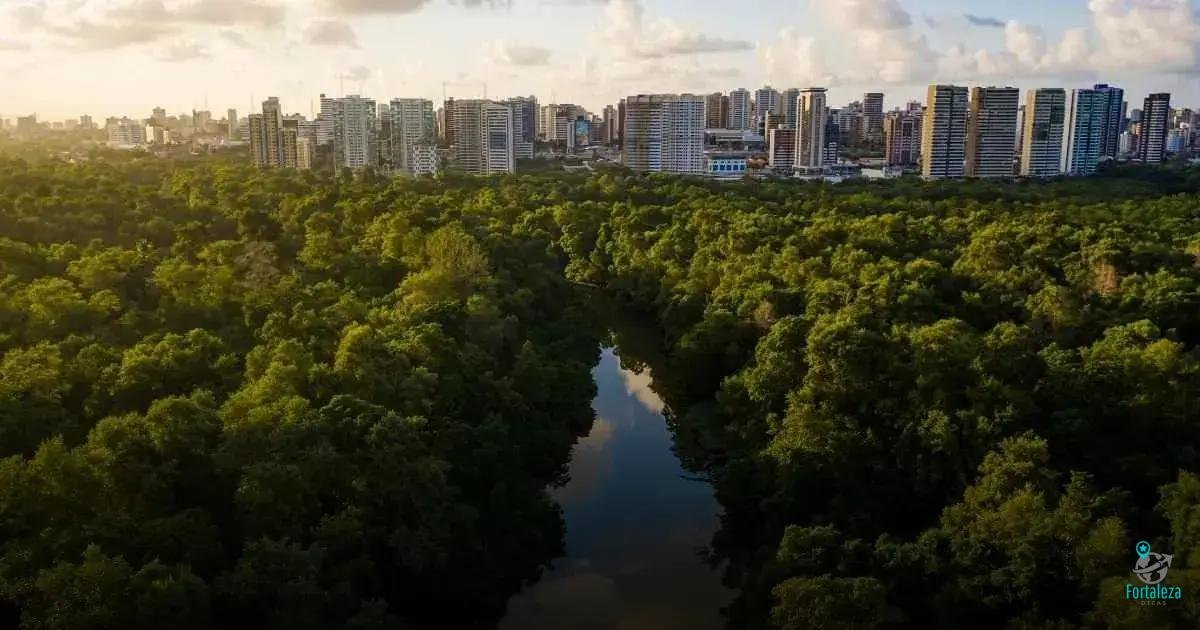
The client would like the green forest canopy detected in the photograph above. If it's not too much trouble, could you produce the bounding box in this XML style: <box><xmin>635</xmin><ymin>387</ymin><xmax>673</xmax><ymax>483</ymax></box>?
<box><xmin>1</xmin><ymin>153</ymin><xmax>1199</xmax><ymax>629</ymax></box>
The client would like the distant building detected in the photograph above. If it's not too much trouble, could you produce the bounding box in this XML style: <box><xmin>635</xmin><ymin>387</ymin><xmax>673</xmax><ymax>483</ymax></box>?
<box><xmin>794</xmin><ymin>88</ymin><xmax>828</xmax><ymax>169</ymax></box>
<box><xmin>1138</xmin><ymin>93</ymin><xmax>1171</xmax><ymax>164</ymax></box>
<box><xmin>823</xmin><ymin>119</ymin><xmax>840</xmax><ymax>165</ymax></box>
<box><xmin>966</xmin><ymin>86</ymin><xmax>1019</xmax><ymax>178</ymax></box>
<box><xmin>884</xmin><ymin>110</ymin><xmax>921</xmax><ymax>166</ymax></box>
<box><xmin>506</xmin><ymin>96</ymin><xmax>537</xmax><ymax>159</ymax></box>
<box><xmin>389</xmin><ymin>98</ymin><xmax>437</xmax><ymax>175</ymax></box>
<box><xmin>921</xmin><ymin>84</ymin><xmax>969</xmax><ymax>179</ymax></box>
<box><xmin>728</xmin><ymin>88</ymin><xmax>752</xmax><ymax>130</ymax></box>
<box><xmin>226</xmin><ymin>108</ymin><xmax>238</xmax><ymax>140</ymax></box>
<box><xmin>333</xmin><ymin>95</ymin><xmax>377</xmax><ymax>170</ymax></box>
<box><xmin>705</xmin><ymin>153</ymin><xmax>748</xmax><ymax>178</ymax></box>
<box><xmin>448</xmin><ymin>99</ymin><xmax>515</xmax><ymax>175</ymax></box>
<box><xmin>281</xmin><ymin>117</ymin><xmax>299</xmax><ymax>168</ymax></box>
<box><xmin>754</xmin><ymin>86</ymin><xmax>781</xmax><ymax>129</ymax></box>
<box><xmin>862</xmin><ymin>92</ymin><xmax>884</xmax><ymax>142</ymax></box>
<box><xmin>782</xmin><ymin>88</ymin><xmax>800</xmax><ymax>129</ymax></box>
<box><xmin>107</xmin><ymin>117</ymin><xmax>146</xmax><ymax>146</ymax></box>
<box><xmin>769</xmin><ymin>128</ymin><xmax>797</xmax><ymax>171</ymax></box>
<box><xmin>1020</xmin><ymin>88</ymin><xmax>1065</xmax><ymax>177</ymax></box>
<box><xmin>79</xmin><ymin>115</ymin><xmax>94</xmax><ymax>130</ymax></box>
<box><xmin>704</xmin><ymin>92</ymin><xmax>726</xmax><ymax>129</ymax></box>
<box><xmin>1062</xmin><ymin>89</ymin><xmax>1106</xmax><ymax>175</ymax></box>
<box><xmin>1093</xmin><ymin>84</ymin><xmax>1124</xmax><ymax>161</ymax></box>
<box><xmin>622</xmin><ymin>93</ymin><xmax>705</xmax><ymax>175</ymax></box>
<box><xmin>297</xmin><ymin>136</ymin><xmax>315</xmax><ymax>170</ymax></box>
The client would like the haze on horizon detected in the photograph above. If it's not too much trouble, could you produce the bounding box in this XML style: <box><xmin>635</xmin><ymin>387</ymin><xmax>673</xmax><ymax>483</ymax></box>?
<box><xmin>1</xmin><ymin>0</ymin><xmax>1199</xmax><ymax>120</ymax></box>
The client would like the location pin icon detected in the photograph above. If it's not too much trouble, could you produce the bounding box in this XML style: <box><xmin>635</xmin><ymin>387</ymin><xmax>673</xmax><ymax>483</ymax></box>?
<box><xmin>1136</xmin><ymin>541</ymin><xmax>1152</xmax><ymax>558</ymax></box>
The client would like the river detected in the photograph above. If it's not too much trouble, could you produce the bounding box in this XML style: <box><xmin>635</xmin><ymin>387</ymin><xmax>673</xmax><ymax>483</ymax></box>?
<box><xmin>500</xmin><ymin>347</ymin><xmax>734</xmax><ymax>629</ymax></box>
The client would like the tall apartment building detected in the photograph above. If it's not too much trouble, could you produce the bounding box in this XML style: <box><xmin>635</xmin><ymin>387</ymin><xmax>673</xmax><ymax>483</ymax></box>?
<box><xmin>389</xmin><ymin>98</ymin><xmax>437</xmax><ymax>175</ymax></box>
<box><xmin>1020</xmin><ymin>88</ymin><xmax>1066</xmax><ymax>177</ymax></box>
<box><xmin>1138</xmin><ymin>93</ymin><xmax>1171</xmax><ymax>164</ymax></box>
<box><xmin>80</xmin><ymin>115</ymin><xmax>94</xmax><ymax>130</ymax></box>
<box><xmin>622</xmin><ymin>94</ymin><xmax>705</xmax><ymax>175</ymax></box>
<box><xmin>921</xmin><ymin>85</ymin><xmax>969</xmax><ymax>179</ymax></box>
<box><xmin>317</xmin><ymin>94</ymin><xmax>337</xmax><ymax>146</ymax></box>
<box><xmin>823</xmin><ymin>120</ymin><xmax>840</xmax><ymax>165</ymax></box>
<box><xmin>862</xmin><ymin>92</ymin><xmax>885</xmax><ymax>142</ymax></box>
<box><xmin>769</xmin><ymin>128</ymin><xmax>797</xmax><ymax>171</ymax></box>
<box><xmin>107</xmin><ymin>117</ymin><xmax>146</xmax><ymax>146</ymax></box>
<box><xmin>884</xmin><ymin>110</ymin><xmax>921</xmax><ymax>166</ymax></box>
<box><xmin>297</xmin><ymin>136</ymin><xmax>315</xmax><ymax>170</ymax></box>
<box><xmin>262</xmin><ymin>97</ymin><xmax>283</xmax><ymax>167</ymax></box>
<box><xmin>604</xmin><ymin>104</ymin><xmax>620</xmax><ymax>144</ymax></box>
<box><xmin>506</xmin><ymin>96</ymin><xmax>537</xmax><ymax>159</ymax></box>
<box><xmin>782</xmin><ymin>88</ymin><xmax>801</xmax><ymax>129</ymax></box>
<box><xmin>728</xmin><ymin>89</ymin><xmax>752</xmax><ymax>130</ymax></box>
<box><xmin>1092</xmin><ymin>84</ymin><xmax>1125</xmax><ymax>161</ymax></box>
<box><xmin>1062</xmin><ymin>89</ymin><xmax>1107</xmax><ymax>176</ymax></box>
<box><xmin>281</xmin><ymin>118</ymin><xmax>299</xmax><ymax>168</ymax></box>
<box><xmin>966</xmin><ymin>87</ymin><xmax>1019</xmax><ymax>178</ymax></box>
<box><xmin>448</xmin><ymin>99</ymin><xmax>516</xmax><ymax>175</ymax></box>
<box><xmin>332</xmin><ymin>95</ymin><xmax>377</xmax><ymax>170</ymax></box>
<box><xmin>704</xmin><ymin>92</ymin><xmax>726</xmax><ymax>129</ymax></box>
<box><xmin>226</xmin><ymin>108</ymin><xmax>238</xmax><ymax>140</ymax></box>
<box><xmin>755</xmin><ymin>86</ymin><xmax>781</xmax><ymax>131</ymax></box>
<box><xmin>794</xmin><ymin>88</ymin><xmax>828</xmax><ymax>169</ymax></box>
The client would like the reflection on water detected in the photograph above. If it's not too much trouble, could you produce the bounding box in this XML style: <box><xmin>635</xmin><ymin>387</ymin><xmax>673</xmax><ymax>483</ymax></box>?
<box><xmin>501</xmin><ymin>348</ymin><xmax>732</xmax><ymax>630</ymax></box>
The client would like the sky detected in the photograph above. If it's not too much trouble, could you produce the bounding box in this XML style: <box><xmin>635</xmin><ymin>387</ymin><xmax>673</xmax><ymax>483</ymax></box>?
<box><xmin>1</xmin><ymin>0</ymin><xmax>1199</xmax><ymax>120</ymax></box>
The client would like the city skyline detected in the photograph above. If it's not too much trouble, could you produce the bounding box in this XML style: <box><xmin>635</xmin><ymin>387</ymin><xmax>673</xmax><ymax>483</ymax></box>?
<box><xmin>2</xmin><ymin>0</ymin><xmax>1200</xmax><ymax>120</ymax></box>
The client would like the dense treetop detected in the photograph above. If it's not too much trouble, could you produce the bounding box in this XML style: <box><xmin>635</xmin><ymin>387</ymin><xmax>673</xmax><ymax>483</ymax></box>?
<box><xmin>1</xmin><ymin>152</ymin><xmax>1199</xmax><ymax>628</ymax></box>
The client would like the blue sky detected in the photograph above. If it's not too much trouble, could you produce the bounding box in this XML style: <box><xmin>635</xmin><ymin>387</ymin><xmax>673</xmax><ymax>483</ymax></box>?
<box><xmin>1</xmin><ymin>0</ymin><xmax>1199</xmax><ymax>120</ymax></box>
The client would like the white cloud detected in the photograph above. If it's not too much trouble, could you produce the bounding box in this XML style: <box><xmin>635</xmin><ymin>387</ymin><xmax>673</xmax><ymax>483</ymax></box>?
<box><xmin>304</xmin><ymin>19</ymin><xmax>358</xmax><ymax>47</ymax></box>
<box><xmin>601</xmin><ymin>0</ymin><xmax>751</xmax><ymax>59</ymax></box>
<box><xmin>811</xmin><ymin>0</ymin><xmax>937</xmax><ymax>85</ymax></box>
<box><xmin>485</xmin><ymin>39</ymin><xmax>552</xmax><ymax>66</ymax></box>
<box><xmin>759</xmin><ymin>27</ymin><xmax>836</xmax><ymax>87</ymax></box>
<box><xmin>1089</xmin><ymin>0</ymin><xmax>1200</xmax><ymax>73</ymax></box>
<box><xmin>156</xmin><ymin>39</ymin><xmax>208</xmax><ymax>62</ymax></box>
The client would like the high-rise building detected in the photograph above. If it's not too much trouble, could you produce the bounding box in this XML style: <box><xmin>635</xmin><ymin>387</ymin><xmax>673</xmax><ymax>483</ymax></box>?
<box><xmin>823</xmin><ymin>119</ymin><xmax>840</xmax><ymax>165</ymax></box>
<box><xmin>297</xmin><ymin>136</ymin><xmax>315</xmax><ymax>170</ymax></box>
<box><xmin>332</xmin><ymin>95</ymin><xmax>377</xmax><ymax>170</ymax></box>
<box><xmin>768</xmin><ymin>128</ymin><xmax>796</xmax><ymax>171</ymax></box>
<box><xmin>107</xmin><ymin>117</ymin><xmax>145</xmax><ymax>146</ymax></box>
<box><xmin>1138</xmin><ymin>93</ymin><xmax>1171</xmax><ymax>164</ymax></box>
<box><xmin>884</xmin><ymin>110</ymin><xmax>921</xmax><ymax>166</ymax></box>
<box><xmin>506</xmin><ymin>96</ymin><xmax>537</xmax><ymax>159</ymax></box>
<box><xmin>79</xmin><ymin>115</ymin><xmax>94</xmax><ymax>130</ymax></box>
<box><xmin>862</xmin><ymin>92</ymin><xmax>885</xmax><ymax>142</ymax></box>
<box><xmin>604</xmin><ymin>104</ymin><xmax>620</xmax><ymax>144</ymax></box>
<box><xmin>782</xmin><ymin>88</ymin><xmax>801</xmax><ymax>129</ymax></box>
<box><xmin>1062</xmin><ymin>89</ymin><xmax>1107</xmax><ymax>176</ymax></box>
<box><xmin>262</xmin><ymin>97</ymin><xmax>283</xmax><ymax>166</ymax></box>
<box><xmin>622</xmin><ymin>94</ymin><xmax>705</xmax><ymax>175</ymax></box>
<box><xmin>1093</xmin><ymin>84</ymin><xmax>1124</xmax><ymax>161</ymax></box>
<box><xmin>728</xmin><ymin>89</ymin><xmax>752</xmax><ymax>130</ymax></box>
<box><xmin>151</xmin><ymin>107</ymin><xmax>167</xmax><ymax>125</ymax></box>
<box><xmin>921</xmin><ymin>85</ymin><xmax>969</xmax><ymax>179</ymax></box>
<box><xmin>755</xmin><ymin>86</ymin><xmax>781</xmax><ymax>130</ymax></box>
<box><xmin>794</xmin><ymin>88</ymin><xmax>828</xmax><ymax>169</ymax></box>
<box><xmin>317</xmin><ymin>94</ymin><xmax>337</xmax><ymax>146</ymax></box>
<box><xmin>448</xmin><ymin>99</ymin><xmax>516</xmax><ymax>175</ymax></box>
<box><xmin>966</xmin><ymin>86</ymin><xmax>1019</xmax><ymax>178</ymax></box>
<box><xmin>1020</xmin><ymin>88</ymin><xmax>1066</xmax><ymax>177</ymax></box>
<box><xmin>226</xmin><ymin>108</ymin><xmax>238</xmax><ymax>140</ymax></box>
<box><xmin>281</xmin><ymin>118</ymin><xmax>299</xmax><ymax>168</ymax></box>
<box><xmin>388</xmin><ymin>98</ymin><xmax>436</xmax><ymax>175</ymax></box>
<box><xmin>704</xmin><ymin>92</ymin><xmax>725</xmax><ymax>129</ymax></box>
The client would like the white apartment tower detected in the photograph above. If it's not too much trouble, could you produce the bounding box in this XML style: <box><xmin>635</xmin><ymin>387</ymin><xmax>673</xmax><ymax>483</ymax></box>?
<box><xmin>333</xmin><ymin>95</ymin><xmax>377</xmax><ymax>170</ymax></box>
<box><xmin>921</xmin><ymin>85</ymin><xmax>969</xmax><ymax>179</ymax></box>
<box><xmin>389</xmin><ymin>98</ymin><xmax>437</xmax><ymax>175</ymax></box>
<box><xmin>622</xmin><ymin>94</ymin><xmax>705</xmax><ymax>175</ymax></box>
<box><xmin>449</xmin><ymin>99</ymin><xmax>516</xmax><ymax>175</ymax></box>
<box><xmin>1020</xmin><ymin>88</ymin><xmax>1066</xmax><ymax>177</ymax></box>
<box><xmin>794</xmin><ymin>88</ymin><xmax>828</xmax><ymax>169</ymax></box>
<box><xmin>966</xmin><ymin>87</ymin><xmax>1019</xmax><ymax>178</ymax></box>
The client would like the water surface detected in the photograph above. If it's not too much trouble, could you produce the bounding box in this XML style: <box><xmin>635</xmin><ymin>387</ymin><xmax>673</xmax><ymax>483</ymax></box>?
<box><xmin>500</xmin><ymin>348</ymin><xmax>732</xmax><ymax>629</ymax></box>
